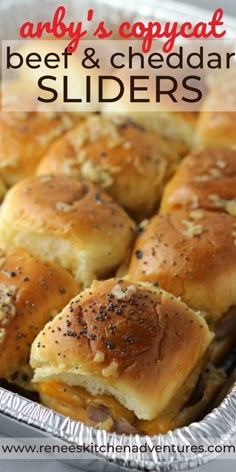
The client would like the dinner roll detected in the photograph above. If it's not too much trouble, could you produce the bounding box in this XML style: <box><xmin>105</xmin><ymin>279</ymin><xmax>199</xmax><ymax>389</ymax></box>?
<box><xmin>161</xmin><ymin>148</ymin><xmax>236</xmax><ymax>215</ymax></box>
<box><xmin>211</xmin><ymin>306</ymin><xmax>236</xmax><ymax>366</ymax></box>
<box><xmin>138</xmin><ymin>364</ymin><xmax>226</xmax><ymax>435</ymax></box>
<box><xmin>128</xmin><ymin>210</ymin><xmax>236</xmax><ymax>323</ymax></box>
<box><xmin>171</xmin><ymin>365</ymin><xmax>226</xmax><ymax>430</ymax></box>
<box><xmin>37</xmin><ymin>115</ymin><xmax>180</xmax><ymax>220</ymax></box>
<box><xmin>17</xmin><ymin>41</ymin><xmax>101</xmax><ymax>114</ymax></box>
<box><xmin>0</xmin><ymin>81</ymin><xmax>81</xmax><ymax>186</ymax></box>
<box><xmin>195</xmin><ymin>112</ymin><xmax>236</xmax><ymax>148</ymax></box>
<box><xmin>115</xmin><ymin>111</ymin><xmax>197</xmax><ymax>151</ymax></box>
<box><xmin>0</xmin><ymin>247</ymin><xmax>77</xmax><ymax>389</ymax></box>
<box><xmin>0</xmin><ymin>178</ymin><xmax>6</xmax><ymax>203</ymax></box>
<box><xmin>0</xmin><ymin>176</ymin><xmax>135</xmax><ymax>287</ymax></box>
<box><xmin>195</xmin><ymin>69</ymin><xmax>236</xmax><ymax>147</ymax></box>
<box><xmin>30</xmin><ymin>278</ymin><xmax>212</xmax><ymax>424</ymax></box>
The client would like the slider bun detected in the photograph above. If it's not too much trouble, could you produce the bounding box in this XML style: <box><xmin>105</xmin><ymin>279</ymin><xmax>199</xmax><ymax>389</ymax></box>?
<box><xmin>195</xmin><ymin>69</ymin><xmax>236</xmax><ymax>147</ymax></box>
<box><xmin>102</xmin><ymin>70</ymin><xmax>198</xmax><ymax>150</ymax></box>
<box><xmin>161</xmin><ymin>148</ymin><xmax>236</xmax><ymax>215</ymax></box>
<box><xmin>128</xmin><ymin>210</ymin><xmax>236</xmax><ymax>322</ymax></box>
<box><xmin>17</xmin><ymin>41</ymin><xmax>101</xmax><ymax>113</ymax></box>
<box><xmin>0</xmin><ymin>81</ymin><xmax>80</xmax><ymax>186</ymax></box>
<box><xmin>0</xmin><ymin>247</ymin><xmax>77</xmax><ymax>387</ymax></box>
<box><xmin>37</xmin><ymin>115</ymin><xmax>180</xmax><ymax>220</ymax></box>
<box><xmin>113</xmin><ymin>111</ymin><xmax>197</xmax><ymax>151</ymax></box>
<box><xmin>0</xmin><ymin>178</ymin><xmax>6</xmax><ymax>203</ymax></box>
<box><xmin>30</xmin><ymin>278</ymin><xmax>212</xmax><ymax>421</ymax></box>
<box><xmin>195</xmin><ymin>112</ymin><xmax>236</xmax><ymax>148</ymax></box>
<box><xmin>0</xmin><ymin>175</ymin><xmax>135</xmax><ymax>287</ymax></box>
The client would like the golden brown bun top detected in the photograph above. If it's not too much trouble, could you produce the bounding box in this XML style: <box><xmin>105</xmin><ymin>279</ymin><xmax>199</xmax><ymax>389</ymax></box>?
<box><xmin>195</xmin><ymin>112</ymin><xmax>236</xmax><ymax>148</ymax></box>
<box><xmin>0</xmin><ymin>247</ymin><xmax>78</xmax><ymax>381</ymax></box>
<box><xmin>128</xmin><ymin>210</ymin><xmax>236</xmax><ymax>321</ymax></box>
<box><xmin>161</xmin><ymin>148</ymin><xmax>236</xmax><ymax>215</ymax></box>
<box><xmin>1</xmin><ymin>175</ymin><xmax>135</xmax><ymax>240</ymax></box>
<box><xmin>102</xmin><ymin>111</ymin><xmax>197</xmax><ymax>153</ymax></box>
<box><xmin>31</xmin><ymin>277</ymin><xmax>212</xmax><ymax>420</ymax></box>
<box><xmin>102</xmin><ymin>68</ymin><xmax>198</xmax><ymax>147</ymax></box>
<box><xmin>0</xmin><ymin>81</ymin><xmax>80</xmax><ymax>186</ymax></box>
<box><xmin>37</xmin><ymin>114</ymin><xmax>180</xmax><ymax>220</ymax></box>
<box><xmin>0</xmin><ymin>178</ymin><xmax>7</xmax><ymax>203</ymax></box>
<box><xmin>17</xmin><ymin>41</ymin><xmax>101</xmax><ymax>113</ymax></box>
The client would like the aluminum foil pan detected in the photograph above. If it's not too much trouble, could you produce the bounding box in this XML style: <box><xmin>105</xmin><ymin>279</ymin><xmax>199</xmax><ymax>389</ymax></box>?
<box><xmin>1</xmin><ymin>1</ymin><xmax>236</xmax><ymax>471</ymax></box>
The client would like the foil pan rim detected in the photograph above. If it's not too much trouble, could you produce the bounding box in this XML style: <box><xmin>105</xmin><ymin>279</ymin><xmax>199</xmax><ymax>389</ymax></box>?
<box><xmin>0</xmin><ymin>382</ymin><xmax>236</xmax><ymax>471</ymax></box>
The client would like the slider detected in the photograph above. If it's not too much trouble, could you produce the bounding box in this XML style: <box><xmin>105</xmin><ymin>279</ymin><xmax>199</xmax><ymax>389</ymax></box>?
<box><xmin>0</xmin><ymin>247</ymin><xmax>77</xmax><ymax>390</ymax></box>
<box><xmin>0</xmin><ymin>80</ymin><xmax>81</xmax><ymax>187</ymax></box>
<box><xmin>37</xmin><ymin>114</ymin><xmax>180</xmax><ymax>220</ymax></box>
<box><xmin>128</xmin><ymin>209</ymin><xmax>236</xmax><ymax>364</ymax></box>
<box><xmin>128</xmin><ymin>209</ymin><xmax>236</xmax><ymax>324</ymax></box>
<box><xmin>13</xmin><ymin>41</ymin><xmax>103</xmax><ymax>113</ymax></box>
<box><xmin>102</xmin><ymin>69</ymin><xmax>198</xmax><ymax>155</ymax></box>
<box><xmin>161</xmin><ymin>148</ymin><xmax>236</xmax><ymax>215</ymax></box>
<box><xmin>195</xmin><ymin>68</ymin><xmax>236</xmax><ymax>148</ymax></box>
<box><xmin>30</xmin><ymin>277</ymin><xmax>213</xmax><ymax>435</ymax></box>
<box><xmin>0</xmin><ymin>175</ymin><xmax>135</xmax><ymax>288</ymax></box>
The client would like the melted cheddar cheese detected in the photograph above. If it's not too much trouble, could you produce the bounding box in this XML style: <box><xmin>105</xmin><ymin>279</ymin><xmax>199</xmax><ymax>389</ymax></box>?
<box><xmin>37</xmin><ymin>380</ymin><xmax>178</xmax><ymax>435</ymax></box>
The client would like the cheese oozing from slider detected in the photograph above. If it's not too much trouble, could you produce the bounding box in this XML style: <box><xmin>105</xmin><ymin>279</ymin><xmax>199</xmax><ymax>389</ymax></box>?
<box><xmin>161</xmin><ymin>148</ymin><xmax>236</xmax><ymax>216</ymax></box>
<box><xmin>30</xmin><ymin>278</ymin><xmax>213</xmax><ymax>432</ymax></box>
